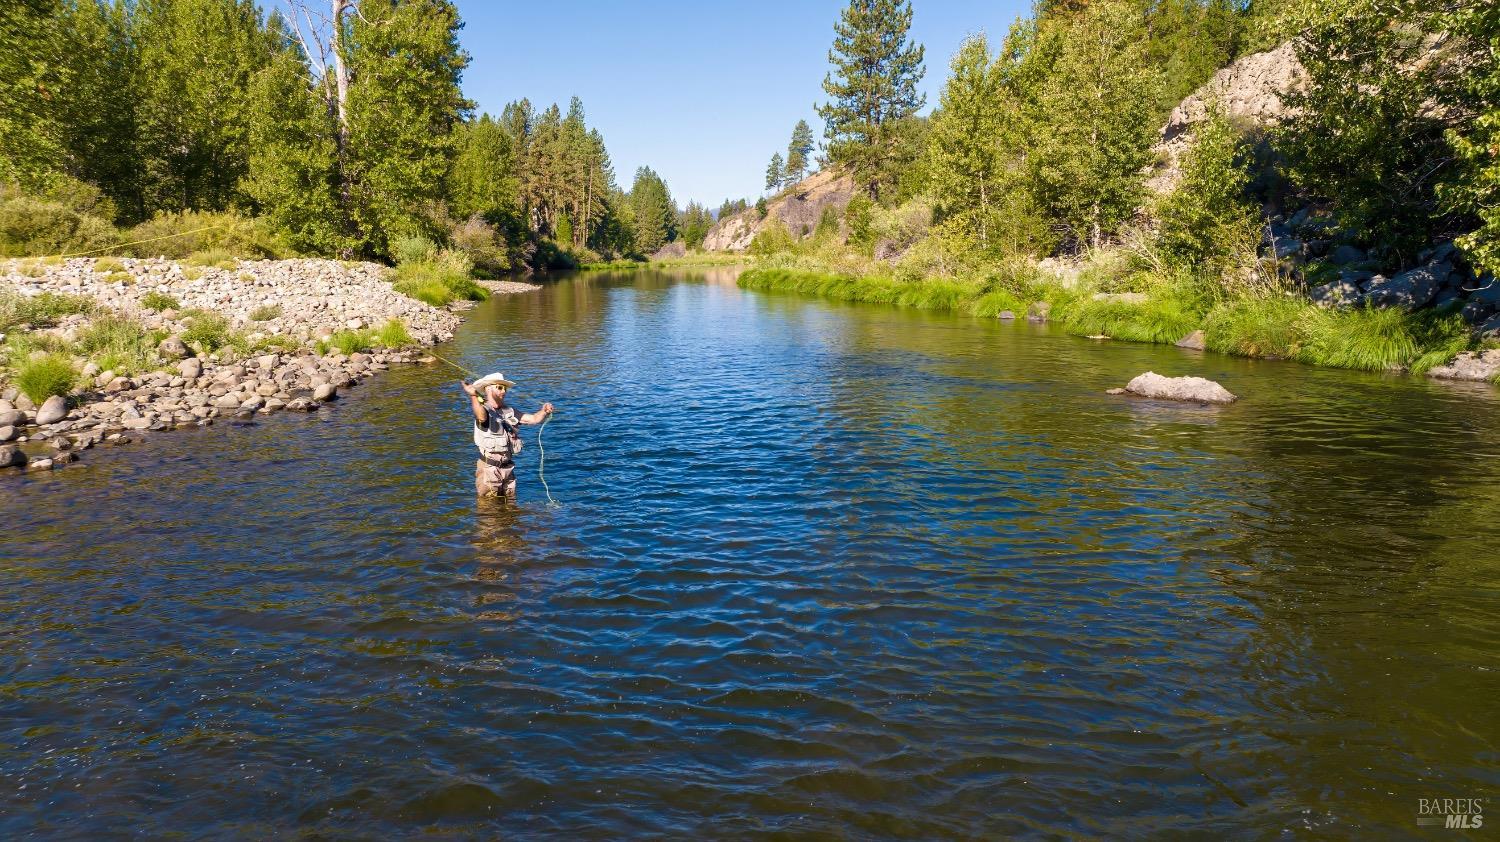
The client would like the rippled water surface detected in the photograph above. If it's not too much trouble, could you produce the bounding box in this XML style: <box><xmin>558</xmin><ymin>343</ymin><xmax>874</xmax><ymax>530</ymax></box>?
<box><xmin>3</xmin><ymin>268</ymin><xmax>1499</xmax><ymax>837</ymax></box>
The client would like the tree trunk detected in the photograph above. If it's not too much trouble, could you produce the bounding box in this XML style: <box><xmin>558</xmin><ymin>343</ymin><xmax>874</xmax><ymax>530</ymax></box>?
<box><xmin>331</xmin><ymin>0</ymin><xmax>354</xmax><ymax>256</ymax></box>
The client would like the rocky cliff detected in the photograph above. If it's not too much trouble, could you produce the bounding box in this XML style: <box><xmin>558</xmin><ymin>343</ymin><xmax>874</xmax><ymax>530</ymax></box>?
<box><xmin>702</xmin><ymin>169</ymin><xmax>856</xmax><ymax>252</ymax></box>
<box><xmin>1146</xmin><ymin>42</ymin><xmax>1306</xmax><ymax>194</ymax></box>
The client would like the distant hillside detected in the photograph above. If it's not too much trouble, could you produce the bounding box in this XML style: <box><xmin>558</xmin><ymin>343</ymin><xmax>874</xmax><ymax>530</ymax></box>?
<box><xmin>703</xmin><ymin>170</ymin><xmax>856</xmax><ymax>252</ymax></box>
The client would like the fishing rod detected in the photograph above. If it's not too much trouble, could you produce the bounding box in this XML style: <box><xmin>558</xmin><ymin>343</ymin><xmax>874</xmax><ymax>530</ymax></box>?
<box><xmin>425</xmin><ymin>349</ymin><xmax>558</xmax><ymax>506</ymax></box>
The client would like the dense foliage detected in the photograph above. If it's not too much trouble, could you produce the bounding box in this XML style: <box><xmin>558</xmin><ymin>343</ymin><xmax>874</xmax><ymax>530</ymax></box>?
<box><xmin>0</xmin><ymin>0</ymin><xmax>676</xmax><ymax>268</ymax></box>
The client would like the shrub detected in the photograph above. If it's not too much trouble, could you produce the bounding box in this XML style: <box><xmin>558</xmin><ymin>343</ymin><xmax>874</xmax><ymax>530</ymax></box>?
<box><xmin>449</xmin><ymin>215</ymin><xmax>509</xmax><ymax>276</ymax></box>
<box><xmin>373</xmin><ymin>319</ymin><xmax>413</xmax><ymax>348</ymax></box>
<box><xmin>748</xmin><ymin>222</ymin><xmax>797</xmax><ymax>256</ymax></box>
<box><xmin>123</xmin><ymin>211</ymin><xmax>284</xmax><ymax>260</ymax></box>
<box><xmin>0</xmin><ymin>189</ymin><xmax>118</xmax><ymax>257</ymax></box>
<box><xmin>392</xmin><ymin>234</ymin><xmax>438</xmax><ymax>267</ymax></box>
<box><xmin>0</xmin><ymin>290</ymin><xmax>93</xmax><ymax>330</ymax></box>
<box><xmin>1155</xmin><ymin>110</ymin><xmax>1260</xmax><ymax>275</ymax></box>
<box><xmin>180</xmin><ymin>310</ymin><xmax>233</xmax><ymax>352</ymax></box>
<box><xmin>184</xmin><ymin>249</ymin><xmax>239</xmax><ymax>269</ymax></box>
<box><xmin>140</xmin><ymin>291</ymin><xmax>180</xmax><ymax>311</ymax></box>
<box><xmin>249</xmin><ymin>304</ymin><xmax>282</xmax><ymax>322</ymax></box>
<box><xmin>391</xmin><ymin>249</ymin><xmax>486</xmax><ymax>307</ymax></box>
<box><xmin>93</xmin><ymin>257</ymin><xmax>126</xmax><ymax>273</ymax></box>
<box><xmin>13</xmin><ymin>353</ymin><xmax>77</xmax><ymax>403</ymax></box>
<box><xmin>844</xmin><ymin>194</ymin><xmax>875</xmax><ymax>251</ymax></box>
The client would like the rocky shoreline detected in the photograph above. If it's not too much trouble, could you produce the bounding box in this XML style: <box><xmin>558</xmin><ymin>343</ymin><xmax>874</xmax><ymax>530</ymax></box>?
<box><xmin>0</xmin><ymin>257</ymin><xmax>538</xmax><ymax>473</ymax></box>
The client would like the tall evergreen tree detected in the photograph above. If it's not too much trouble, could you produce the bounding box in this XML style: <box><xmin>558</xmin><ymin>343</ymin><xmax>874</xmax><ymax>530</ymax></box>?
<box><xmin>816</xmin><ymin>0</ymin><xmax>926</xmax><ymax>200</ymax></box>
<box><xmin>766</xmin><ymin>152</ymin><xmax>785</xmax><ymax>193</ymax></box>
<box><xmin>785</xmin><ymin>119</ymin><xmax>815</xmax><ymax>184</ymax></box>
<box><xmin>1028</xmin><ymin>0</ymin><xmax>1162</xmax><ymax>249</ymax></box>
<box><xmin>629</xmin><ymin>166</ymin><xmax>675</xmax><ymax>254</ymax></box>
<box><xmin>345</xmin><ymin>0</ymin><xmax>471</xmax><ymax>254</ymax></box>
<box><xmin>449</xmin><ymin>114</ymin><xmax>519</xmax><ymax>221</ymax></box>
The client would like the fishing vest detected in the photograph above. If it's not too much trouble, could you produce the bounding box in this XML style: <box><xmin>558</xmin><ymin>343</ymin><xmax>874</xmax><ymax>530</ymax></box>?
<box><xmin>474</xmin><ymin>404</ymin><xmax>522</xmax><ymax>460</ymax></box>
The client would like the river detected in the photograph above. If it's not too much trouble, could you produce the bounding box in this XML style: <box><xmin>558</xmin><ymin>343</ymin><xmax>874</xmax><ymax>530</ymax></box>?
<box><xmin>3</xmin><ymin>267</ymin><xmax>1497</xmax><ymax>837</ymax></box>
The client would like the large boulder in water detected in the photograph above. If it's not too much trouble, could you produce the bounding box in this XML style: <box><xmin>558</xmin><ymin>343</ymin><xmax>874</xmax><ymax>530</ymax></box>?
<box><xmin>1121</xmin><ymin>371</ymin><xmax>1238</xmax><ymax>404</ymax></box>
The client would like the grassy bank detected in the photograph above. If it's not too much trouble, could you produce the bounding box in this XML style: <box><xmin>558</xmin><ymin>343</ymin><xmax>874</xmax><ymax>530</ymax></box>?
<box><xmin>739</xmin><ymin>264</ymin><xmax>1477</xmax><ymax>375</ymax></box>
<box><xmin>578</xmin><ymin>253</ymin><xmax>755</xmax><ymax>272</ymax></box>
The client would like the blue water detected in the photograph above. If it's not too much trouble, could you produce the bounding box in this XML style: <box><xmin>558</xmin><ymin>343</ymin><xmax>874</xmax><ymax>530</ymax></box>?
<box><xmin>3</xmin><ymin>268</ymin><xmax>1498</xmax><ymax>837</ymax></box>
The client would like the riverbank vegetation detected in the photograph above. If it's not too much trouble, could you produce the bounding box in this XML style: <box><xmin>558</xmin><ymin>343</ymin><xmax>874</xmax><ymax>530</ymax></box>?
<box><xmin>727</xmin><ymin>0</ymin><xmax>1499</xmax><ymax>375</ymax></box>
<box><xmin>0</xmin><ymin>0</ymin><xmax>710</xmax><ymax>275</ymax></box>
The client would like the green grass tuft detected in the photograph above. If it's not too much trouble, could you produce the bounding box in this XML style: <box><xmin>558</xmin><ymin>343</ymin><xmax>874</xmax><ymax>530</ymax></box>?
<box><xmin>373</xmin><ymin>319</ymin><xmax>413</xmax><ymax>348</ymax></box>
<box><xmin>392</xmin><ymin>251</ymin><xmax>487</xmax><ymax>307</ymax></box>
<box><xmin>93</xmin><ymin>257</ymin><xmax>126</xmax><ymax>273</ymax></box>
<box><xmin>140</xmin><ymin>291</ymin><xmax>180</xmax><ymax>311</ymax></box>
<box><xmin>249</xmin><ymin>304</ymin><xmax>282</xmax><ymax>322</ymax></box>
<box><xmin>180</xmin><ymin>310</ymin><xmax>233</xmax><ymax>352</ymax></box>
<box><xmin>183</xmin><ymin>249</ymin><xmax>239</xmax><ymax>270</ymax></box>
<box><xmin>76</xmin><ymin>315</ymin><xmax>154</xmax><ymax>374</ymax></box>
<box><xmin>327</xmin><ymin>329</ymin><xmax>372</xmax><ymax>356</ymax></box>
<box><xmin>14</xmin><ymin>353</ymin><xmax>77</xmax><ymax>403</ymax></box>
<box><xmin>0</xmin><ymin>290</ymin><xmax>94</xmax><ymax>330</ymax></box>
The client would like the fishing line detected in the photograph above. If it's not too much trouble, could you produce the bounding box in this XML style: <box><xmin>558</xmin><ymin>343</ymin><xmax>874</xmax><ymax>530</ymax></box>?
<box><xmin>426</xmin><ymin>348</ymin><xmax>559</xmax><ymax>506</ymax></box>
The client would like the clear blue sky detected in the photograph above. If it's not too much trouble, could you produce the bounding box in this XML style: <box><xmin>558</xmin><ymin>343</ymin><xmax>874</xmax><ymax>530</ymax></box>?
<box><xmin>454</xmin><ymin>1</ymin><xmax>1032</xmax><ymax>208</ymax></box>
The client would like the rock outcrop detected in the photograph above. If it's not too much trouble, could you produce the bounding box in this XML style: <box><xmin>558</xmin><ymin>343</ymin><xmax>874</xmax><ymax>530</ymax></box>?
<box><xmin>702</xmin><ymin>170</ymin><xmax>857</xmax><ymax>252</ymax></box>
<box><xmin>1428</xmin><ymin>350</ymin><xmax>1500</xmax><ymax>382</ymax></box>
<box><xmin>1147</xmin><ymin>42</ymin><xmax>1306</xmax><ymax>194</ymax></box>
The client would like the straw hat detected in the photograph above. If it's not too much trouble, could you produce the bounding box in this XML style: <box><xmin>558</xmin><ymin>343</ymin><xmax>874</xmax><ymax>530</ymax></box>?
<box><xmin>472</xmin><ymin>372</ymin><xmax>516</xmax><ymax>391</ymax></box>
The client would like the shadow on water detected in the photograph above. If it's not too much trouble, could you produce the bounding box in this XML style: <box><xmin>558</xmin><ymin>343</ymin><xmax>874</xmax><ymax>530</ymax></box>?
<box><xmin>0</xmin><ymin>267</ymin><xmax>1496</xmax><ymax>837</ymax></box>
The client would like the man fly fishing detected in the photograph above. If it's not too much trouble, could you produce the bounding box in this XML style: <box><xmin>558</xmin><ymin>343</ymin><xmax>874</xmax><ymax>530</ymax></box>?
<box><xmin>461</xmin><ymin>372</ymin><xmax>554</xmax><ymax>498</ymax></box>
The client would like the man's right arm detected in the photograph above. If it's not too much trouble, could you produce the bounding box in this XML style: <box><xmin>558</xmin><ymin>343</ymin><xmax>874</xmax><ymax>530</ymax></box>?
<box><xmin>461</xmin><ymin>382</ymin><xmax>487</xmax><ymax>424</ymax></box>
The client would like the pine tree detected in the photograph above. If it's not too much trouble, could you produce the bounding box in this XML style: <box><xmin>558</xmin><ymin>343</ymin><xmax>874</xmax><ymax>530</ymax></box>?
<box><xmin>766</xmin><ymin>152</ymin><xmax>785</xmax><ymax>193</ymax></box>
<box><xmin>449</xmin><ymin>114</ymin><xmax>519</xmax><ymax>221</ymax></box>
<box><xmin>345</xmin><ymin>0</ymin><xmax>471</xmax><ymax>255</ymax></box>
<box><xmin>242</xmin><ymin>14</ymin><xmax>350</xmax><ymax>255</ymax></box>
<box><xmin>629</xmin><ymin>166</ymin><xmax>675</xmax><ymax>254</ymax></box>
<box><xmin>785</xmin><ymin>119</ymin><xmax>814</xmax><ymax>184</ymax></box>
<box><xmin>816</xmin><ymin>0</ymin><xmax>926</xmax><ymax>200</ymax></box>
<box><xmin>1027</xmin><ymin>0</ymin><xmax>1162</xmax><ymax>250</ymax></box>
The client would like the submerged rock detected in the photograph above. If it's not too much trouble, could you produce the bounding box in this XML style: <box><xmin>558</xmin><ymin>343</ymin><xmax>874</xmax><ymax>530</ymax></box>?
<box><xmin>1121</xmin><ymin>371</ymin><xmax>1238</xmax><ymax>404</ymax></box>
<box><xmin>1175</xmin><ymin>330</ymin><xmax>1207</xmax><ymax>350</ymax></box>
